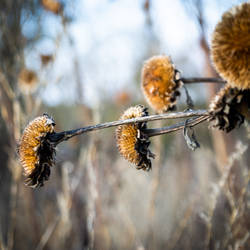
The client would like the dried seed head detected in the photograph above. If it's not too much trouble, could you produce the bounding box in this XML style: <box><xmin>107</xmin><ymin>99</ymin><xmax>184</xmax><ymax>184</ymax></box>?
<box><xmin>40</xmin><ymin>54</ymin><xmax>53</xmax><ymax>66</ymax></box>
<box><xmin>236</xmin><ymin>91</ymin><xmax>250</xmax><ymax>121</ymax></box>
<box><xmin>18</xmin><ymin>114</ymin><xmax>56</xmax><ymax>187</ymax></box>
<box><xmin>209</xmin><ymin>85</ymin><xmax>250</xmax><ymax>132</ymax></box>
<box><xmin>211</xmin><ymin>2</ymin><xmax>250</xmax><ymax>90</ymax></box>
<box><xmin>141</xmin><ymin>55</ymin><xmax>182</xmax><ymax>113</ymax></box>
<box><xmin>116</xmin><ymin>105</ymin><xmax>154</xmax><ymax>171</ymax></box>
<box><xmin>18</xmin><ymin>69</ymin><xmax>38</xmax><ymax>94</ymax></box>
<box><xmin>114</xmin><ymin>91</ymin><xmax>131</xmax><ymax>106</ymax></box>
<box><xmin>42</xmin><ymin>0</ymin><xmax>62</xmax><ymax>14</ymax></box>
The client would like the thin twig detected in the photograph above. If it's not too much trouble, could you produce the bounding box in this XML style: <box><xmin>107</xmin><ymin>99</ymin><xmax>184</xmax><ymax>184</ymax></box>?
<box><xmin>167</xmin><ymin>198</ymin><xmax>197</xmax><ymax>250</ymax></box>
<box><xmin>181</xmin><ymin>77</ymin><xmax>226</xmax><ymax>84</ymax></box>
<box><xmin>147</xmin><ymin>120</ymin><xmax>163</xmax><ymax>249</ymax></box>
<box><xmin>0</xmin><ymin>71</ymin><xmax>15</xmax><ymax>100</ymax></box>
<box><xmin>49</xmin><ymin>110</ymin><xmax>209</xmax><ymax>145</ymax></box>
<box><xmin>144</xmin><ymin>115</ymin><xmax>209</xmax><ymax>137</ymax></box>
<box><xmin>183</xmin><ymin>85</ymin><xmax>194</xmax><ymax>108</ymax></box>
<box><xmin>0</xmin><ymin>225</ymin><xmax>6</xmax><ymax>250</ymax></box>
<box><xmin>35</xmin><ymin>216</ymin><xmax>59</xmax><ymax>250</ymax></box>
<box><xmin>7</xmin><ymin>178</ymin><xmax>18</xmax><ymax>250</ymax></box>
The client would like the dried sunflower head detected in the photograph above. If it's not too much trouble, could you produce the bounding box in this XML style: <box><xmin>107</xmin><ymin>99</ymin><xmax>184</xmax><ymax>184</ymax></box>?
<box><xmin>141</xmin><ymin>55</ymin><xmax>182</xmax><ymax>113</ymax></box>
<box><xmin>18</xmin><ymin>69</ymin><xmax>38</xmax><ymax>94</ymax></box>
<box><xmin>211</xmin><ymin>2</ymin><xmax>250</xmax><ymax>90</ymax></box>
<box><xmin>18</xmin><ymin>114</ymin><xmax>56</xmax><ymax>187</ymax></box>
<box><xmin>40</xmin><ymin>54</ymin><xmax>53</xmax><ymax>66</ymax></box>
<box><xmin>116</xmin><ymin>105</ymin><xmax>154</xmax><ymax>171</ymax></box>
<box><xmin>209</xmin><ymin>85</ymin><xmax>250</xmax><ymax>132</ymax></box>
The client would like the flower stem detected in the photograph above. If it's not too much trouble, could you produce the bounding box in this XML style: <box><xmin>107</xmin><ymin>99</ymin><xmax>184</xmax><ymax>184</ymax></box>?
<box><xmin>180</xmin><ymin>77</ymin><xmax>226</xmax><ymax>84</ymax></box>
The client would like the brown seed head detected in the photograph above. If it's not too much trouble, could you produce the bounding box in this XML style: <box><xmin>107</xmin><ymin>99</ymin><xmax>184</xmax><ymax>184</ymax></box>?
<box><xmin>42</xmin><ymin>0</ymin><xmax>62</xmax><ymax>14</ymax></box>
<box><xmin>141</xmin><ymin>55</ymin><xmax>182</xmax><ymax>113</ymax></box>
<box><xmin>114</xmin><ymin>91</ymin><xmax>131</xmax><ymax>106</ymax></box>
<box><xmin>116</xmin><ymin>105</ymin><xmax>154</xmax><ymax>171</ymax></box>
<box><xmin>211</xmin><ymin>2</ymin><xmax>250</xmax><ymax>90</ymax></box>
<box><xmin>237</xmin><ymin>91</ymin><xmax>250</xmax><ymax>121</ymax></box>
<box><xmin>18</xmin><ymin>114</ymin><xmax>56</xmax><ymax>187</ymax></box>
<box><xmin>18</xmin><ymin>69</ymin><xmax>38</xmax><ymax>94</ymax></box>
<box><xmin>209</xmin><ymin>85</ymin><xmax>250</xmax><ymax>132</ymax></box>
<box><xmin>40</xmin><ymin>54</ymin><xmax>53</xmax><ymax>66</ymax></box>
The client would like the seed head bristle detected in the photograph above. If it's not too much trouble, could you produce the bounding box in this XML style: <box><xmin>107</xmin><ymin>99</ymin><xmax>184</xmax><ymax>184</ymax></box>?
<box><xmin>116</xmin><ymin>105</ymin><xmax>154</xmax><ymax>171</ymax></box>
<box><xmin>141</xmin><ymin>55</ymin><xmax>182</xmax><ymax>113</ymax></box>
<box><xmin>211</xmin><ymin>2</ymin><xmax>250</xmax><ymax>90</ymax></box>
<box><xmin>18</xmin><ymin>114</ymin><xmax>56</xmax><ymax>187</ymax></box>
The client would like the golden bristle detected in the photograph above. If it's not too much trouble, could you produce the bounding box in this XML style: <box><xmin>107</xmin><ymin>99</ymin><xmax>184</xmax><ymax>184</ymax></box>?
<box><xmin>18</xmin><ymin>114</ymin><xmax>56</xmax><ymax>187</ymax></box>
<box><xmin>116</xmin><ymin>105</ymin><xmax>154</xmax><ymax>171</ymax></box>
<box><xmin>209</xmin><ymin>85</ymin><xmax>250</xmax><ymax>132</ymax></box>
<box><xmin>211</xmin><ymin>2</ymin><xmax>250</xmax><ymax>90</ymax></box>
<box><xmin>18</xmin><ymin>69</ymin><xmax>38</xmax><ymax>94</ymax></box>
<box><xmin>141</xmin><ymin>55</ymin><xmax>182</xmax><ymax>113</ymax></box>
<box><xmin>42</xmin><ymin>0</ymin><xmax>62</xmax><ymax>14</ymax></box>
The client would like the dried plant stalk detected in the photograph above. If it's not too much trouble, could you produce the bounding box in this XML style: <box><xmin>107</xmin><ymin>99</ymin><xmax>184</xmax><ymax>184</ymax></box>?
<box><xmin>48</xmin><ymin>110</ymin><xmax>209</xmax><ymax>145</ymax></box>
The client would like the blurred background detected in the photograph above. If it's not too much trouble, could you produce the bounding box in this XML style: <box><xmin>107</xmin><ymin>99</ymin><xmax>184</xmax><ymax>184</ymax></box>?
<box><xmin>0</xmin><ymin>0</ymin><xmax>249</xmax><ymax>249</ymax></box>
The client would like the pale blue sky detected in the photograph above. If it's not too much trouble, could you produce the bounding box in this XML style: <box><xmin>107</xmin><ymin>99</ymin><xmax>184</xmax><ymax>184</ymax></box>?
<box><xmin>24</xmin><ymin>0</ymin><xmax>246</xmax><ymax>106</ymax></box>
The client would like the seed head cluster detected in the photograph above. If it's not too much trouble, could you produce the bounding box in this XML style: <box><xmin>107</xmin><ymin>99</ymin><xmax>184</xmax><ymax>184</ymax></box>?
<box><xmin>18</xmin><ymin>114</ymin><xmax>56</xmax><ymax>187</ymax></box>
<box><xmin>116</xmin><ymin>105</ymin><xmax>154</xmax><ymax>171</ymax></box>
<box><xmin>211</xmin><ymin>2</ymin><xmax>250</xmax><ymax>90</ymax></box>
<box><xmin>16</xmin><ymin>2</ymin><xmax>250</xmax><ymax>189</ymax></box>
<box><xmin>141</xmin><ymin>55</ymin><xmax>182</xmax><ymax>113</ymax></box>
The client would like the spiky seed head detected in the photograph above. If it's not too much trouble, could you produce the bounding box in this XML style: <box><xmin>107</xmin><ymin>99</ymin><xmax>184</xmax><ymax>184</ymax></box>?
<box><xmin>18</xmin><ymin>114</ymin><xmax>56</xmax><ymax>187</ymax></box>
<box><xmin>211</xmin><ymin>2</ymin><xmax>250</xmax><ymax>90</ymax></box>
<box><xmin>18</xmin><ymin>69</ymin><xmax>38</xmax><ymax>94</ymax></box>
<box><xmin>116</xmin><ymin>105</ymin><xmax>154</xmax><ymax>171</ymax></box>
<box><xmin>141</xmin><ymin>55</ymin><xmax>182</xmax><ymax>113</ymax></box>
<box><xmin>209</xmin><ymin>85</ymin><xmax>250</xmax><ymax>132</ymax></box>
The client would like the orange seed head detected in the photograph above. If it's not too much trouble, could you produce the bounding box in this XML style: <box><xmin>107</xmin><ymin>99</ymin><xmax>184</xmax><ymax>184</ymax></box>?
<box><xmin>18</xmin><ymin>69</ymin><xmax>38</xmax><ymax>94</ymax></box>
<box><xmin>116</xmin><ymin>105</ymin><xmax>154</xmax><ymax>171</ymax></box>
<box><xmin>141</xmin><ymin>55</ymin><xmax>182</xmax><ymax>113</ymax></box>
<box><xmin>18</xmin><ymin>114</ymin><xmax>56</xmax><ymax>187</ymax></box>
<box><xmin>42</xmin><ymin>0</ymin><xmax>62</xmax><ymax>14</ymax></box>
